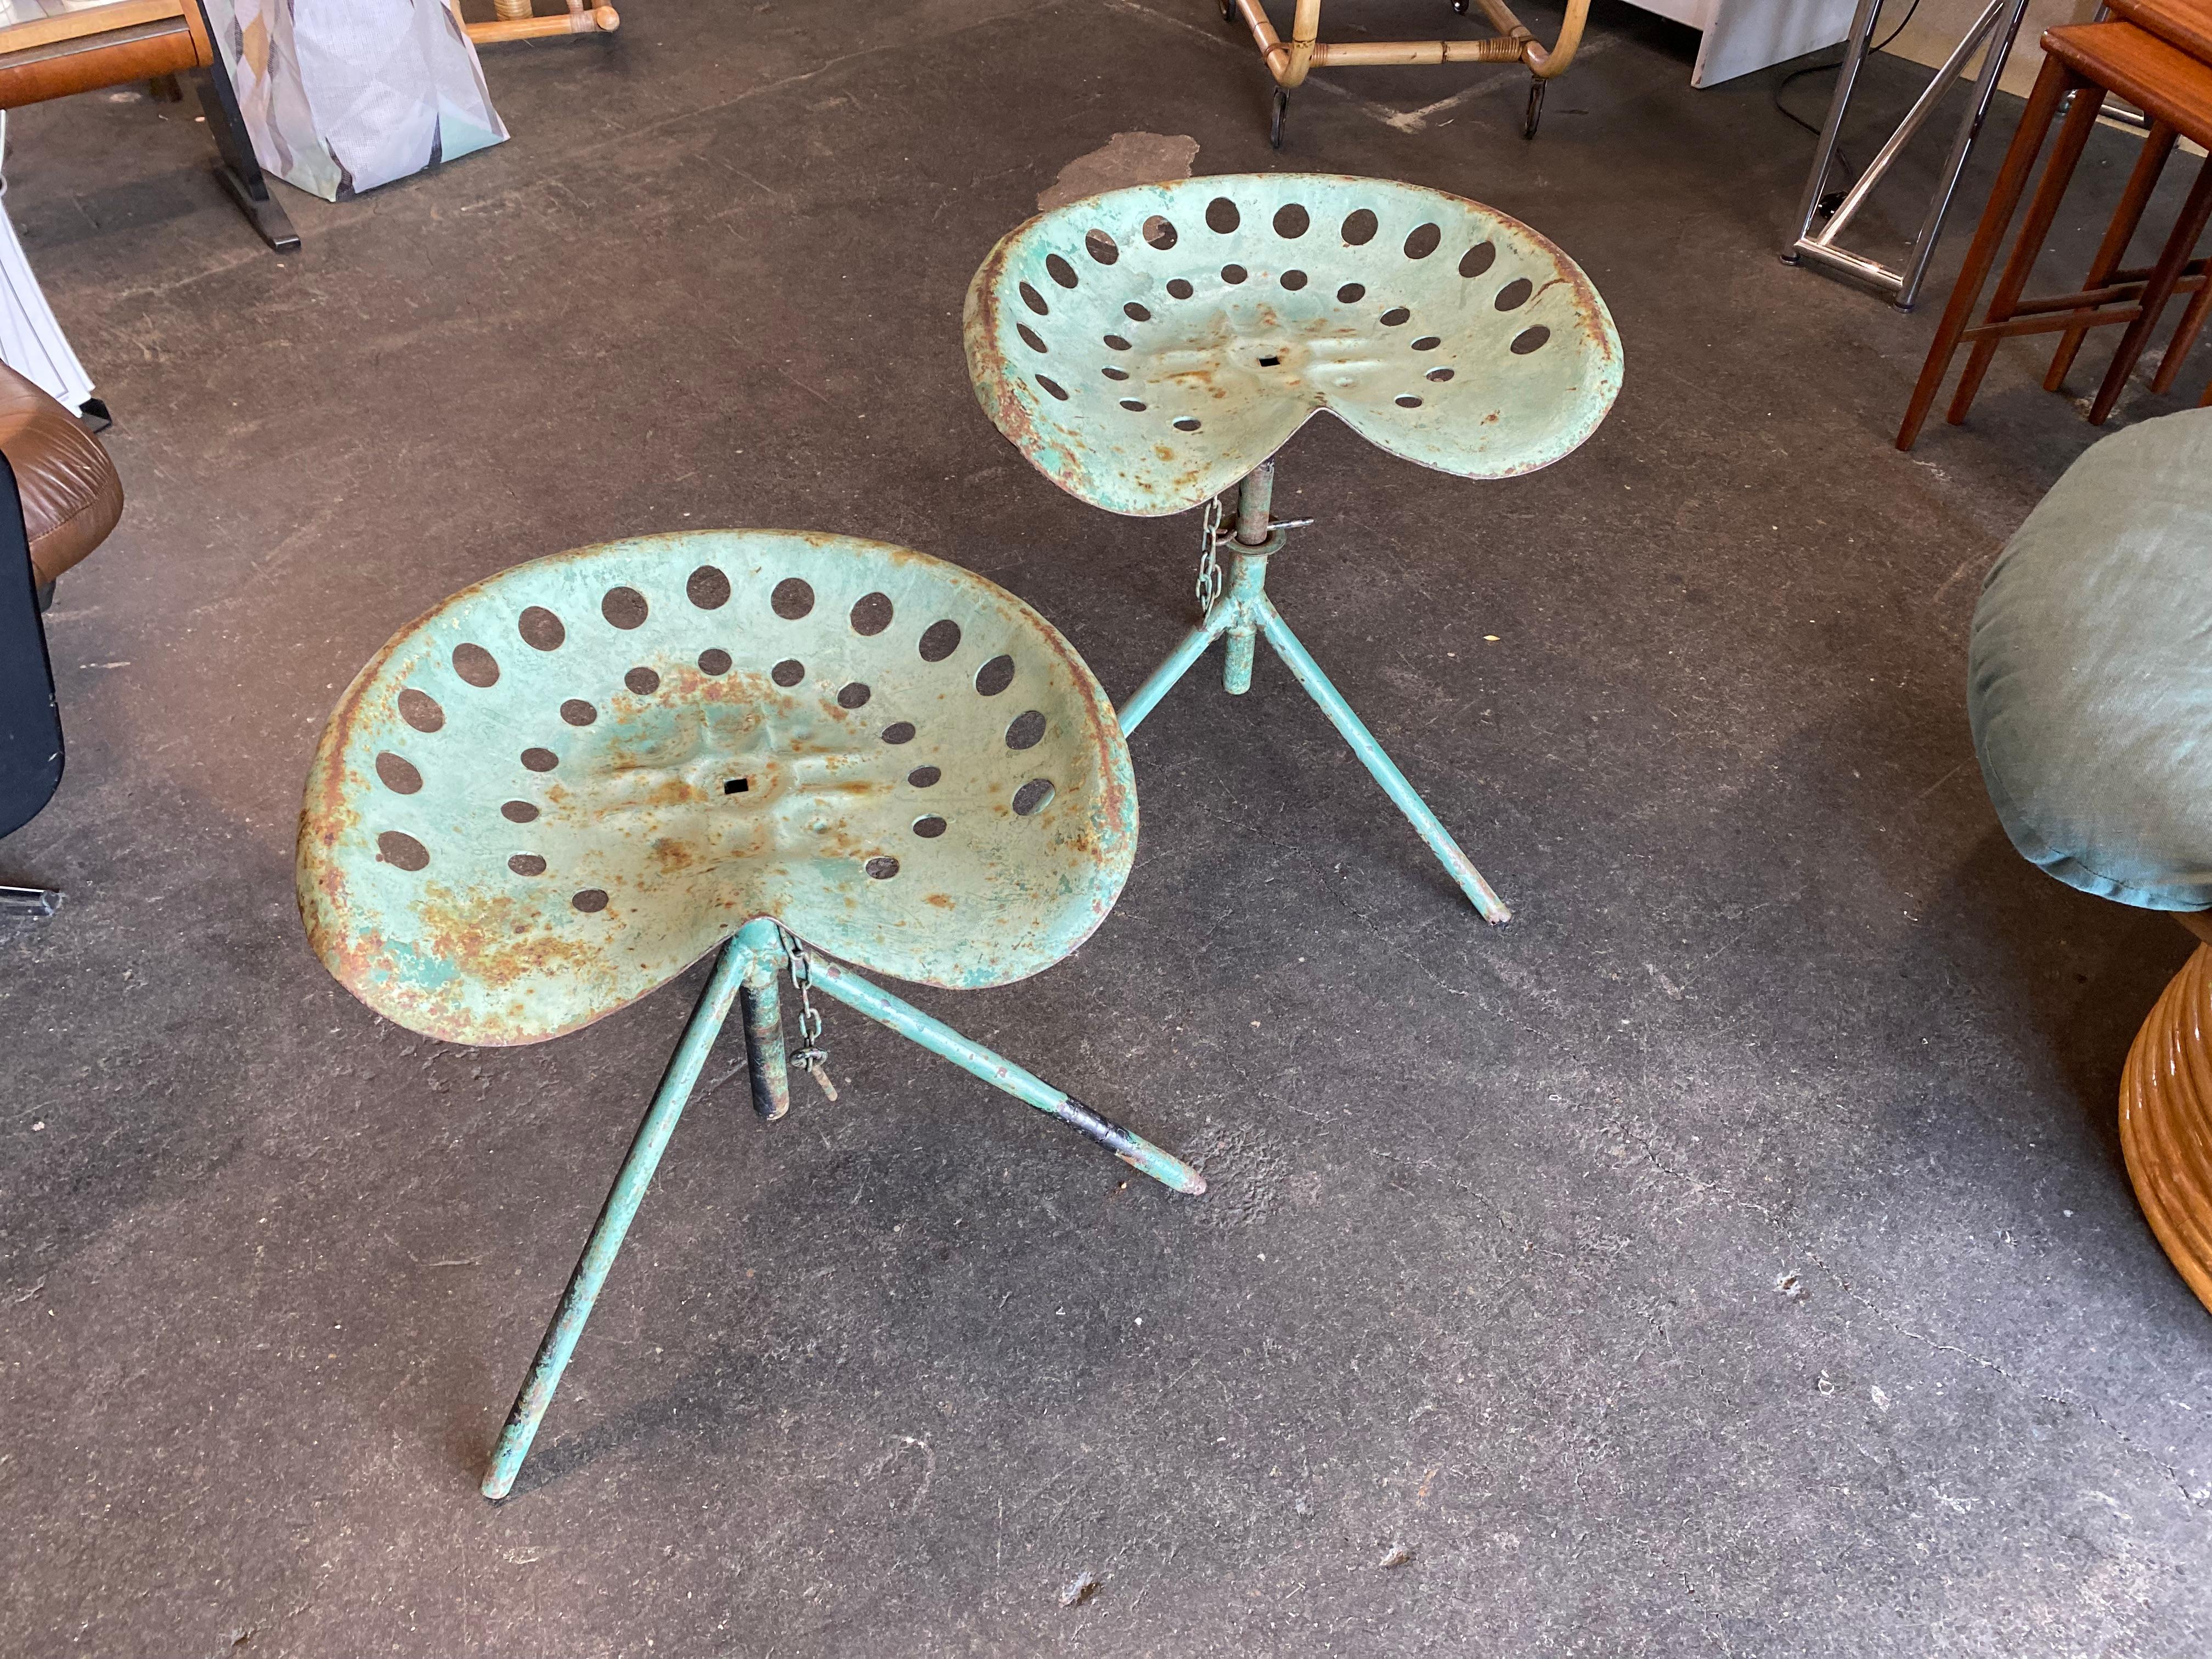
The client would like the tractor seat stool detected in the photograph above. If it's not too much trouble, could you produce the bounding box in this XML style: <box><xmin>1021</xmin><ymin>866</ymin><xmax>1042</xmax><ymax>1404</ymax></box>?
<box><xmin>964</xmin><ymin>173</ymin><xmax>1622</xmax><ymax>927</ymax></box>
<box><xmin>296</xmin><ymin>529</ymin><xmax>1204</xmax><ymax>1500</ymax></box>
<box><xmin>1898</xmin><ymin>19</ymin><xmax>2212</xmax><ymax>448</ymax></box>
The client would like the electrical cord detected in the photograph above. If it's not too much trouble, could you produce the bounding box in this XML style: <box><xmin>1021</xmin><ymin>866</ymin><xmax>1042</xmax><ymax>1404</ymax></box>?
<box><xmin>1774</xmin><ymin>0</ymin><xmax>1926</xmax><ymax>212</ymax></box>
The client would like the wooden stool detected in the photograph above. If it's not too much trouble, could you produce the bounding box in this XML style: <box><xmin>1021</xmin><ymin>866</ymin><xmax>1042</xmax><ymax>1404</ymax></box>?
<box><xmin>1897</xmin><ymin>22</ymin><xmax>2212</xmax><ymax>449</ymax></box>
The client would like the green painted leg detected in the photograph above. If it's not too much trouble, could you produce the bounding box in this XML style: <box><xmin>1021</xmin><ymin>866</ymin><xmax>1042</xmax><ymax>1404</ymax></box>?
<box><xmin>741</xmin><ymin>951</ymin><xmax>790</xmax><ymax>1121</ymax></box>
<box><xmin>1253</xmin><ymin>597</ymin><xmax>1510</xmax><ymax>923</ymax></box>
<box><xmin>1119</xmin><ymin>608</ymin><xmax>1229</xmax><ymax>735</ymax></box>
<box><xmin>481</xmin><ymin>931</ymin><xmax>758</xmax><ymax>1500</ymax></box>
<box><xmin>800</xmin><ymin>952</ymin><xmax>1206</xmax><ymax>1195</ymax></box>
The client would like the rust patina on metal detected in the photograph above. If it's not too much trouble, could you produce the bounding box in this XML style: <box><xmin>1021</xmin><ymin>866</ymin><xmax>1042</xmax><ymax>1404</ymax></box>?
<box><xmin>964</xmin><ymin>173</ymin><xmax>1621</xmax><ymax>518</ymax></box>
<box><xmin>964</xmin><ymin>174</ymin><xmax>1623</xmax><ymax>926</ymax></box>
<box><xmin>297</xmin><ymin>529</ymin><xmax>1135</xmax><ymax>1046</ymax></box>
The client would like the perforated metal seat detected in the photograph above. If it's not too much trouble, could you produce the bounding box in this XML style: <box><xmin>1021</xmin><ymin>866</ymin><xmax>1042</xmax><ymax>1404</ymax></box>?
<box><xmin>964</xmin><ymin>174</ymin><xmax>1623</xmax><ymax>925</ymax></box>
<box><xmin>297</xmin><ymin>529</ymin><xmax>1200</xmax><ymax>1499</ymax></box>
<box><xmin>965</xmin><ymin>174</ymin><xmax>1620</xmax><ymax>517</ymax></box>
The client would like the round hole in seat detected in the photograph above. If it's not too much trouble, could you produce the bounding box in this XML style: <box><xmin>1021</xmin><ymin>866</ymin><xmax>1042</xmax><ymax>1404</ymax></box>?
<box><xmin>908</xmin><ymin>765</ymin><xmax>942</xmax><ymax>788</ymax></box>
<box><xmin>1167</xmin><ymin>278</ymin><xmax>1194</xmax><ymax>300</ymax></box>
<box><xmin>975</xmin><ymin>654</ymin><xmax>1015</xmax><ymax>696</ymax></box>
<box><xmin>509</xmin><ymin>854</ymin><xmax>547</xmax><ymax>877</ymax></box>
<box><xmin>1085</xmin><ymin>228</ymin><xmax>1119</xmax><ymax>264</ymax></box>
<box><xmin>698</xmin><ymin>648</ymin><xmax>732</xmax><ymax>675</ymax></box>
<box><xmin>1017</xmin><ymin>324</ymin><xmax>1048</xmax><ymax>354</ymax></box>
<box><xmin>518</xmin><ymin>606</ymin><xmax>565</xmax><ymax>651</ymax></box>
<box><xmin>625</xmin><ymin>666</ymin><xmax>661</xmax><ymax>695</ymax></box>
<box><xmin>865</xmin><ymin>856</ymin><xmax>900</xmax><ymax>880</ymax></box>
<box><xmin>850</xmin><ymin>591</ymin><xmax>894</xmax><ymax>636</ymax></box>
<box><xmin>882</xmin><ymin>721</ymin><xmax>916</xmax><ymax>744</ymax></box>
<box><xmin>1103</xmin><ymin>333</ymin><xmax>1133</xmax><ymax>351</ymax></box>
<box><xmin>1036</xmin><ymin>374</ymin><xmax>1069</xmax><ymax>400</ymax></box>
<box><xmin>572</xmin><ymin>888</ymin><xmax>609</xmax><ymax>913</ymax></box>
<box><xmin>912</xmin><ymin>815</ymin><xmax>948</xmax><ymax>838</ymax></box>
<box><xmin>1221</xmin><ymin>264</ymin><xmax>1247</xmax><ymax>285</ymax></box>
<box><xmin>771</xmin><ymin>658</ymin><xmax>805</xmax><ymax>687</ymax></box>
<box><xmin>1205</xmin><ymin>196</ymin><xmax>1240</xmax><ymax>233</ymax></box>
<box><xmin>1173</xmin><ymin>416</ymin><xmax>1202</xmax><ymax>432</ymax></box>
<box><xmin>1404</xmin><ymin>222</ymin><xmax>1442</xmax><ymax>259</ymax></box>
<box><xmin>1005</xmin><ymin>709</ymin><xmax>1047</xmax><ymax>749</ymax></box>
<box><xmin>377</xmin><ymin>831</ymin><xmax>429</xmax><ymax>870</ymax></box>
<box><xmin>1012</xmin><ymin>779</ymin><xmax>1056</xmax><ymax>816</ymax></box>
<box><xmin>1281</xmin><ymin>269</ymin><xmax>1307</xmax><ymax>291</ymax></box>
<box><xmin>1338</xmin><ymin>282</ymin><xmax>1365</xmax><ymax>303</ymax></box>
<box><xmin>1426</xmin><ymin>367</ymin><xmax>1455</xmax><ymax>382</ymax></box>
<box><xmin>1495</xmin><ymin>277</ymin><xmax>1534</xmax><ymax>311</ymax></box>
<box><xmin>1341</xmin><ymin>207</ymin><xmax>1378</xmax><ymax>246</ymax></box>
<box><xmin>602</xmin><ymin>587</ymin><xmax>648</xmax><ymax>629</ymax></box>
<box><xmin>1046</xmin><ymin>253</ymin><xmax>1079</xmax><ymax>288</ymax></box>
<box><xmin>1511</xmin><ymin>325</ymin><xmax>1553</xmax><ymax>355</ymax></box>
<box><xmin>1459</xmin><ymin>241</ymin><xmax>1497</xmax><ymax>278</ymax></box>
<box><xmin>561</xmin><ymin>699</ymin><xmax>598</xmax><ymax>726</ymax></box>
<box><xmin>501</xmin><ymin>799</ymin><xmax>539</xmax><ymax>823</ymax></box>
<box><xmin>1272</xmin><ymin>202</ymin><xmax>1309</xmax><ymax>239</ymax></box>
<box><xmin>1143</xmin><ymin>215</ymin><xmax>1177</xmax><ymax>250</ymax></box>
<box><xmin>771</xmin><ymin>577</ymin><xmax>814</xmax><ymax>619</ymax></box>
<box><xmin>1102</xmin><ymin>367</ymin><xmax>1130</xmax><ymax>382</ymax></box>
<box><xmin>1396</xmin><ymin>394</ymin><xmax>1424</xmax><ymax>408</ymax></box>
<box><xmin>686</xmin><ymin>565</ymin><xmax>731</xmax><ymax>610</ymax></box>
<box><xmin>918</xmin><ymin>618</ymin><xmax>962</xmax><ymax>661</ymax></box>
<box><xmin>398</xmin><ymin>689</ymin><xmax>444</xmax><ymax>732</ymax></box>
<box><xmin>1119</xmin><ymin>398</ymin><xmax>1147</xmax><ymax>411</ymax></box>
<box><xmin>1019</xmin><ymin>281</ymin><xmax>1049</xmax><ymax>315</ymax></box>
<box><xmin>1124</xmin><ymin>302</ymin><xmax>1151</xmax><ymax>323</ymax></box>
<box><xmin>837</xmin><ymin>681</ymin><xmax>872</xmax><ymax>709</ymax></box>
<box><xmin>521</xmin><ymin>747</ymin><xmax>559</xmax><ymax>772</ymax></box>
<box><xmin>453</xmin><ymin>644</ymin><xmax>499</xmax><ymax>687</ymax></box>
<box><xmin>375</xmin><ymin>753</ymin><xmax>422</xmax><ymax>794</ymax></box>
<box><xmin>1379</xmin><ymin>307</ymin><xmax>1410</xmax><ymax>327</ymax></box>
<box><xmin>1412</xmin><ymin>336</ymin><xmax>1442</xmax><ymax>351</ymax></box>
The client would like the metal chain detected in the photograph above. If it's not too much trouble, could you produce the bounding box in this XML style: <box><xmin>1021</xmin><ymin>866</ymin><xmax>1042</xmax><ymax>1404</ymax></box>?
<box><xmin>1194</xmin><ymin>495</ymin><xmax>1224</xmax><ymax>620</ymax></box>
<box><xmin>777</xmin><ymin>925</ymin><xmax>838</xmax><ymax>1101</ymax></box>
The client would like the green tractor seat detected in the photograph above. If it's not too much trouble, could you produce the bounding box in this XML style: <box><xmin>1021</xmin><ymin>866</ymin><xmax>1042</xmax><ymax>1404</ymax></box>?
<box><xmin>297</xmin><ymin>529</ymin><xmax>1201</xmax><ymax>1499</ymax></box>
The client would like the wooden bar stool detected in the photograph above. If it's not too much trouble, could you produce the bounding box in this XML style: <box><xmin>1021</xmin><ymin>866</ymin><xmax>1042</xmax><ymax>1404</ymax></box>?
<box><xmin>1897</xmin><ymin>21</ymin><xmax>2212</xmax><ymax>449</ymax></box>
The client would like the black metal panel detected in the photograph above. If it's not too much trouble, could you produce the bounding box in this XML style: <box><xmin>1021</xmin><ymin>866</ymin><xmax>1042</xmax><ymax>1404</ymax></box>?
<box><xmin>0</xmin><ymin>452</ymin><xmax>63</xmax><ymax>840</ymax></box>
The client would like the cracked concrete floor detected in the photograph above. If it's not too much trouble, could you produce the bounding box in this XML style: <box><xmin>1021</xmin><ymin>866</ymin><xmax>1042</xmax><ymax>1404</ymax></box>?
<box><xmin>4</xmin><ymin>1</ymin><xmax>2211</xmax><ymax>1654</ymax></box>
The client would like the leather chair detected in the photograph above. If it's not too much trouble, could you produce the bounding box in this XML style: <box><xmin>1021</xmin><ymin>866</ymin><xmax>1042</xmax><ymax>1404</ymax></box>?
<box><xmin>0</xmin><ymin>357</ymin><xmax>123</xmax><ymax>912</ymax></box>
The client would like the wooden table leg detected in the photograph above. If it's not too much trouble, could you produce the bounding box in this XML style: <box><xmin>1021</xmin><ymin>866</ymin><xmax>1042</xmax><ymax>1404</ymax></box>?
<box><xmin>2090</xmin><ymin>156</ymin><xmax>2212</xmax><ymax>424</ymax></box>
<box><xmin>2046</xmin><ymin>120</ymin><xmax>2177</xmax><ymax>392</ymax></box>
<box><xmin>1897</xmin><ymin>54</ymin><xmax>2079</xmax><ymax>450</ymax></box>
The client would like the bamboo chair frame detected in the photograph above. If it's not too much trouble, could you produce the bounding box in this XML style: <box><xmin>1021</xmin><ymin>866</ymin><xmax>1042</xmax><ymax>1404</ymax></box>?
<box><xmin>449</xmin><ymin>0</ymin><xmax>617</xmax><ymax>48</ymax></box>
<box><xmin>1225</xmin><ymin>0</ymin><xmax>1592</xmax><ymax>139</ymax></box>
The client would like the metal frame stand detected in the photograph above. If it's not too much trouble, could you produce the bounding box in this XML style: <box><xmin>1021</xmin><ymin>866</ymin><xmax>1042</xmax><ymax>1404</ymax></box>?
<box><xmin>1118</xmin><ymin>463</ymin><xmax>1510</xmax><ymax>924</ymax></box>
<box><xmin>482</xmin><ymin>916</ymin><xmax>1203</xmax><ymax>1499</ymax></box>
<box><xmin>1784</xmin><ymin>0</ymin><xmax>2034</xmax><ymax>311</ymax></box>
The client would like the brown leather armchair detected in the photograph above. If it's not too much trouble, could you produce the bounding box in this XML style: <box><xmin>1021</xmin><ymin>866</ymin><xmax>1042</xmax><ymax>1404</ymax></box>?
<box><xmin>0</xmin><ymin>357</ymin><xmax>122</xmax><ymax>911</ymax></box>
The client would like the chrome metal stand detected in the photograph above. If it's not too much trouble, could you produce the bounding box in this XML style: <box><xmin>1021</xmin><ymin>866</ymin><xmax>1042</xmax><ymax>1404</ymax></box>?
<box><xmin>1785</xmin><ymin>0</ymin><xmax>2034</xmax><ymax>311</ymax></box>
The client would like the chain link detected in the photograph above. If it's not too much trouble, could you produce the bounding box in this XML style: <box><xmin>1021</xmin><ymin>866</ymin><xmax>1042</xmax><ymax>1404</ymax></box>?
<box><xmin>1194</xmin><ymin>495</ymin><xmax>1224</xmax><ymax>620</ymax></box>
<box><xmin>777</xmin><ymin>925</ymin><xmax>838</xmax><ymax>1101</ymax></box>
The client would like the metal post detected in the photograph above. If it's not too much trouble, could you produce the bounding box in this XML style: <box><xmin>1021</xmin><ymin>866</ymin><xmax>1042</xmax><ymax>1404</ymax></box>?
<box><xmin>1226</xmin><ymin>464</ymin><xmax>1274</xmax><ymax>693</ymax></box>
<box><xmin>799</xmin><ymin>952</ymin><xmax>1207</xmax><ymax>1195</ymax></box>
<box><xmin>481</xmin><ymin>932</ymin><xmax>757</xmax><ymax>1500</ymax></box>
<box><xmin>1119</xmin><ymin>609</ymin><xmax>1231</xmax><ymax>735</ymax></box>
<box><xmin>740</xmin><ymin>942</ymin><xmax>790</xmax><ymax>1122</ymax></box>
<box><xmin>1785</xmin><ymin>0</ymin><xmax>2033</xmax><ymax>310</ymax></box>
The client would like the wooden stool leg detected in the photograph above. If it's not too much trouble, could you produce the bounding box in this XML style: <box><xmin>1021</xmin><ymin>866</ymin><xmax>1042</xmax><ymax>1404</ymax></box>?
<box><xmin>2152</xmin><ymin>268</ymin><xmax>2212</xmax><ymax>396</ymax></box>
<box><xmin>1898</xmin><ymin>54</ymin><xmax>2079</xmax><ymax>450</ymax></box>
<box><xmin>2091</xmin><ymin>157</ymin><xmax>2212</xmax><ymax>424</ymax></box>
<box><xmin>2047</xmin><ymin>121</ymin><xmax>2179</xmax><ymax>392</ymax></box>
<box><xmin>1946</xmin><ymin>78</ymin><xmax>2109</xmax><ymax>425</ymax></box>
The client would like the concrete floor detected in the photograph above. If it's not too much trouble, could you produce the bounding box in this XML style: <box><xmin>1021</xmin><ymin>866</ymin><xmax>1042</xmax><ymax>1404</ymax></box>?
<box><xmin>5</xmin><ymin>2</ymin><xmax>2211</xmax><ymax>1654</ymax></box>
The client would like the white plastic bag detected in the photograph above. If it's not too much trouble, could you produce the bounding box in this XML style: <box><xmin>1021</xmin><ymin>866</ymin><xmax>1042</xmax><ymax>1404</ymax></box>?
<box><xmin>209</xmin><ymin>0</ymin><xmax>507</xmax><ymax>200</ymax></box>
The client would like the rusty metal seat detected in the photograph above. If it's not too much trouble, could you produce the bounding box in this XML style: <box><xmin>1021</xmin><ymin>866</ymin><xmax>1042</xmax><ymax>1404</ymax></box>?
<box><xmin>297</xmin><ymin>528</ymin><xmax>1203</xmax><ymax>1499</ymax></box>
<box><xmin>964</xmin><ymin>174</ymin><xmax>1622</xmax><ymax>923</ymax></box>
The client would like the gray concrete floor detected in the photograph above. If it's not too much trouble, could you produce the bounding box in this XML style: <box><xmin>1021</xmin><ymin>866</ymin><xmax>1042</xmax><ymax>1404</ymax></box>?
<box><xmin>5</xmin><ymin>2</ymin><xmax>2211</xmax><ymax>1654</ymax></box>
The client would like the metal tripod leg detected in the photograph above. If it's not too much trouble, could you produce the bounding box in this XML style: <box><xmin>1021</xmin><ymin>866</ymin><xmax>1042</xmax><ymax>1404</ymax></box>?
<box><xmin>800</xmin><ymin>953</ymin><xmax>1207</xmax><ymax>1195</ymax></box>
<box><xmin>481</xmin><ymin>931</ymin><xmax>754</xmax><ymax>1499</ymax></box>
